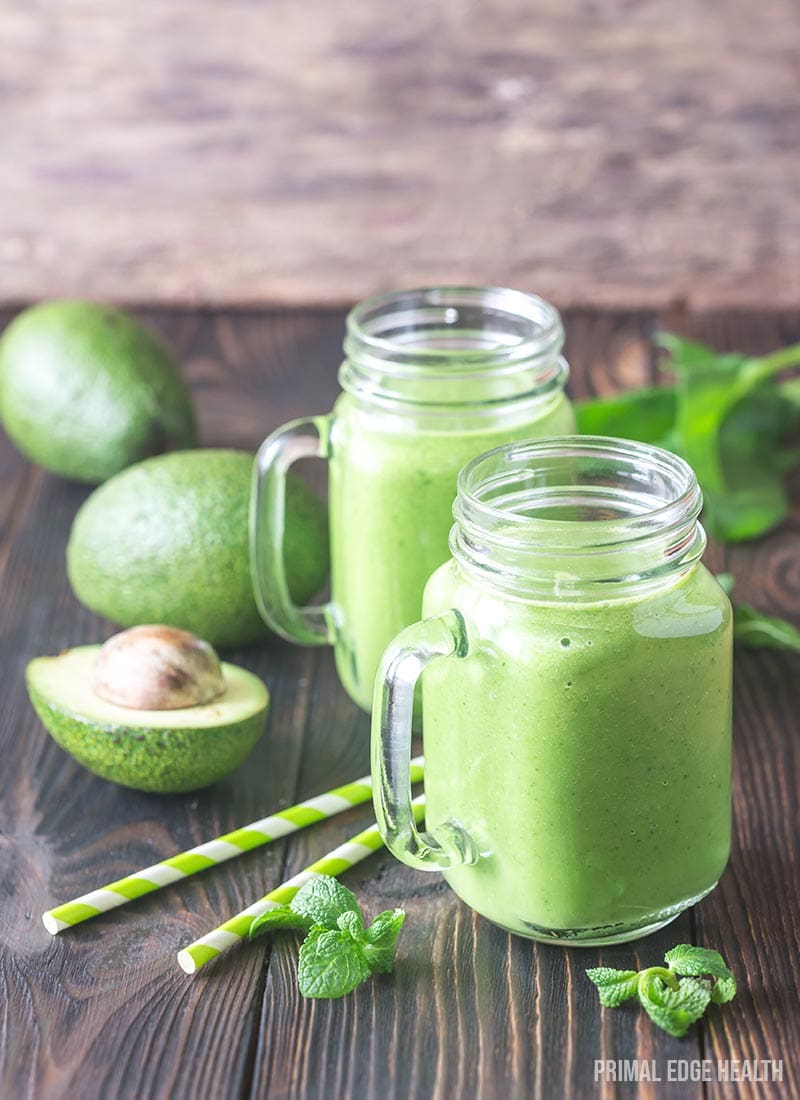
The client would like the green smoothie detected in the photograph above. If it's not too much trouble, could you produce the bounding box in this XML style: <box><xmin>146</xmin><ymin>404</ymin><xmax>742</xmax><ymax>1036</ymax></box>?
<box><xmin>328</xmin><ymin>391</ymin><xmax>575</xmax><ymax>710</ymax></box>
<box><xmin>420</xmin><ymin>560</ymin><xmax>732</xmax><ymax>941</ymax></box>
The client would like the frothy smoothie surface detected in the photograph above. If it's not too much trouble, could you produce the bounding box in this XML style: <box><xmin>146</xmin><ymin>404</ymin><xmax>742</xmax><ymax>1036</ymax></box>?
<box><xmin>421</xmin><ymin>561</ymin><xmax>732</xmax><ymax>942</ymax></box>
<box><xmin>328</xmin><ymin>390</ymin><xmax>575</xmax><ymax>710</ymax></box>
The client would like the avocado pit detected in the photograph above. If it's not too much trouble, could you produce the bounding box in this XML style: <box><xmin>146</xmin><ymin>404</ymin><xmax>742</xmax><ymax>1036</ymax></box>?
<box><xmin>91</xmin><ymin>625</ymin><xmax>226</xmax><ymax>710</ymax></box>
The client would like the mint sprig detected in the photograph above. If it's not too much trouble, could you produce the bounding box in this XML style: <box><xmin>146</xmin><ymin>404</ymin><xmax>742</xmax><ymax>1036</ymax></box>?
<box><xmin>249</xmin><ymin>874</ymin><xmax>406</xmax><ymax>999</ymax></box>
<box><xmin>587</xmin><ymin>944</ymin><xmax>737</xmax><ymax>1038</ymax></box>
<box><xmin>575</xmin><ymin>333</ymin><xmax>800</xmax><ymax>542</ymax></box>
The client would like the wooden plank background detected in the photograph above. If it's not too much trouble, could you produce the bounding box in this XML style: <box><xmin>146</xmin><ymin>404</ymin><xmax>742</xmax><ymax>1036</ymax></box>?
<box><xmin>0</xmin><ymin>1</ymin><xmax>799</xmax><ymax>310</ymax></box>
<box><xmin>0</xmin><ymin>306</ymin><xmax>797</xmax><ymax>1099</ymax></box>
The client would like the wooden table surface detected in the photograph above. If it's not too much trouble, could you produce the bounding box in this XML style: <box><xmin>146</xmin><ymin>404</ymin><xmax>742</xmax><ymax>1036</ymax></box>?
<box><xmin>2</xmin><ymin>0</ymin><xmax>800</xmax><ymax>311</ymax></box>
<box><xmin>0</xmin><ymin>305</ymin><xmax>798</xmax><ymax>1100</ymax></box>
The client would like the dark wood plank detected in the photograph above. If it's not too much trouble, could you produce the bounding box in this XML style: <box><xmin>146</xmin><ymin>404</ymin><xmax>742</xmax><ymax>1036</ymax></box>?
<box><xmin>1</xmin><ymin>4</ymin><xmax>800</xmax><ymax>310</ymax></box>
<box><xmin>0</xmin><ymin>306</ymin><xmax>797</xmax><ymax>1100</ymax></box>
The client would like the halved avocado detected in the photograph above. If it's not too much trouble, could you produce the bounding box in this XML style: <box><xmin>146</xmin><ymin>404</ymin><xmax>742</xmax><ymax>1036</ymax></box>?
<box><xmin>26</xmin><ymin>645</ymin><xmax>269</xmax><ymax>793</ymax></box>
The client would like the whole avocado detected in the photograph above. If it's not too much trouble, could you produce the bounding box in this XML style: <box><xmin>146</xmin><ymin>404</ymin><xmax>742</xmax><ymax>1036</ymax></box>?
<box><xmin>66</xmin><ymin>449</ymin><xmax>328</xmax><ymax>647</ymax></box>
<box><xmin>0</xmin><ymin>300</ymin><xmax>195</xmax><ymax>482</ymax></box>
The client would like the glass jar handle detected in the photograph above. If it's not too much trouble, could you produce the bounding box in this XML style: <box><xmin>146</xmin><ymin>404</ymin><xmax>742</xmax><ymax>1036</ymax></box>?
<box><xmin>371</xmin><ymin>609</ymin><xmax>479</xmax><ymax>871</ymax></box>
<box><xmin>250</xmin><ymin>415</ymin><xmax>334</xmax><ymax>645</ymax></box>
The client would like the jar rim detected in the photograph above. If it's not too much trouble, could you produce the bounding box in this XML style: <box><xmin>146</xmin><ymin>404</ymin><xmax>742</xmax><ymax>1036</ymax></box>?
<box><xmin>450</xmin><ymin>436</ymin><xmax>706</xmax><ymax>598</ymax></box>
<box><xmin>455</xmin><ymin>436</ymin><xmax>702</xmax><ymax>544</ymax></box>
<box><xmin>451</xmin><ymin>437</ymin><xmax>708</xmax><ymax>607</ymax></box>
<box><xmin>344</xmin><ymin>286</ymin><xmax>564</xmax><ymax>375</ymax></box>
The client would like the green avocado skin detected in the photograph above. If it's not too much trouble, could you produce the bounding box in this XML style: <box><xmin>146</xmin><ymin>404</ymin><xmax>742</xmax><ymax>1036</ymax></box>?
<box><xmin>27</xmin><ymin>688</ymin><xmax>266</xmax><ymax>793</ymax></box>
<box><xmin>67</xmin><ymin>449</ymin><xmax>328</xmax><ymax>647</ymax></box>
<box><xmin>0</xmin><ymin>300</ymin><xmax>196</xmax><ymax>483</ymax></box>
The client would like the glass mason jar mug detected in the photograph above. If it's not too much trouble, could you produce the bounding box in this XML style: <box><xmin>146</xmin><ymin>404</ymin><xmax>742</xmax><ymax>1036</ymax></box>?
<box><xmin>251</xmin><ymin>286</ymin><xmax>575</xmax><ymax>711</ymax></box>
<box><xmin>372</xmin><ymin>437</ymin><xmax>733</xmax><ymax>945</ymax></box>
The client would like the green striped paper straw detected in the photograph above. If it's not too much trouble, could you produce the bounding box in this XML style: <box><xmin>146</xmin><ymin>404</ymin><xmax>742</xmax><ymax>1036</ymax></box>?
<box><xmin>42</xmin><ymin>758</ymin><xmax>423</xmax><ymax>935</ymax></box>
<box><xmin>177</xmin><ymin>795</ymin><xmax>426</xmax><ymax>974</ymax></box>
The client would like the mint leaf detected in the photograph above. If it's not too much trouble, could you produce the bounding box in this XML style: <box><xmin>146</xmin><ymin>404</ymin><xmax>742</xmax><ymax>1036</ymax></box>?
<box><xmin>657</xmin><ymin>333</ymin><xmax>800</xmax><ymax>542</ymax></box>
<box><xmin>585</xmin><ymin>967</ymin><xmax>640</xmax><ymax>1007</ymax></box>
<box><xmin>337</xmin><ymin>910</ymin><xmax>364</xmax><ymax>938</ymax></box>
<box><xmin>297</xmin><ymin>926</ymin><xmax>371</xmax><ymax>999</ymax></box>
<box><xmin>665</xmin><ymin>944</ymin><xmax>738</xmax><ymax>1003</ymax></box>
<box><xmin>733</xmin><ymin>605</ymin><xmax>800</xmax><ymax>652</ymax></box>
<box><xmin>665</xmin><ymin>943</ymin><xmax>728</xmax><ymax>976</ymax></box>
<box><xmin>638</xmin><ymin>972</ymin><xmax>712</xmax><ymax>1038</ymax></box>
<box><xmin>711</xmin><ymin>977</ymin><xmax>737</xmax><ymax>1005</ymax></box>
<box><xmin>362</xmin><ymin>908</ymin><xmax>406</xmax><ymax>973</ymax></box>
<box><xmin>657</xmin><ymin>334</ymin><xmax>747</xmax><ymax>376</ymax></box>
<box><xmin>249</xmin><ymin>906</ymin><xmax>313</xmax><ymax>939</ymax></box>
<box><xmin>722</xmin><ymin>384</ymin><xmax>800</xmax><ymax>478</ymax></box>
<box><xmin>661</xmin><ymin>340</ymin><xmax>773</xmax><ymax>542</ymax></box>
<box><xmin>779</xmin><ymin>376</ymin><xmax>800</xmax><ymax>409</ymax></box>
<box><xmin>575</xmin><ymin>387</ymin><xmax>676</xmax><ymax>447</ymax></box>
<box><xmin>290</xmin><ymin>875</ymin><xmax>363</xmax><ymax>931</ymax></box>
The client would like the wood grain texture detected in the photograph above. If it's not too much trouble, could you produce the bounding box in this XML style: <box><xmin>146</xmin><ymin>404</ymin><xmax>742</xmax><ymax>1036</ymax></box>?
<box><xmin>0</xmin><ymin>307</ymin><xmax>797</xmax><ymax>1099</ymax></box>
<box><xmin>1</xmin><ymin>2</ymin><xmax>800</xmax><ymax>310</ymax></box>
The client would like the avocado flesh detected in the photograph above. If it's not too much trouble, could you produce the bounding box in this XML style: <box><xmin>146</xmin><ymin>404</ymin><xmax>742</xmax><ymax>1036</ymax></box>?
<box><xmin>26</xmin><ymin>646</ymin><xmax>269</xmax><ymax>793</ymax></box>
